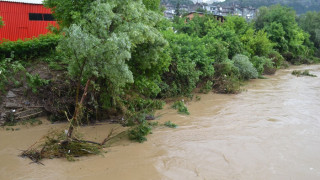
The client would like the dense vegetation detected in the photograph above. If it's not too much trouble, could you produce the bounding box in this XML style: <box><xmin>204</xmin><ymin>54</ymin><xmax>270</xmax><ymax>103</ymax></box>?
<box><xmin>1</xmin><ymin>1</ymin><xmax>319</xmax><ymax>146</ymax></box>
<box><xmin>220</xmin><ymin>0</ymin><xmax>320</xmax><ymax>14</ymax></box>
<box><xmin>298</xmin><ymin>11</ymin><xmax>320</xmax><ymax>56</ymax></box>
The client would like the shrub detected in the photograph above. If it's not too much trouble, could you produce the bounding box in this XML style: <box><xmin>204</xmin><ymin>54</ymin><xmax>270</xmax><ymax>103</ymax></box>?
<box><xmin>0</xmin><ymin>56</ymin><xmax>25</xmax><ymax>92</ymax></box>
<box><xmin>282</xmin><ymin>52</ymin><xmax>294</xmax><ymax>63</ymax></box>
<box><xmin>232</xmin><ymin>54</ymin><xmax>258</xmax><ymax>80</ymax></box>
<box><xmin>251</xmin><ymin>56</ymin><xmax>274</xmax><ymax>76</ymax></box>
<box><xmin>213</xmin><ymin>59</ymin><xmax>241</xmax><ymax>93</ymax></box>
<box><xmin>160</xmin><ymin>31</ymin><xmax>214</xmax><ymax>97</ymax></box>
<box><xmin>200</xmin><ymin>80</ymin><xmax>213</xmax><ymax>94</ymax></box>
<box><xmin>26</xmin><ymin>73</ymin><xmax>50</xmax><ymax>93</ymax></box>
<box><xmin>0</xmin><ymin>34</ymin><xmax>61</xmax><ymax>60</ymax></box>
<box><xmin>268</xmin><ymin>50</ymin><xmax>285</xmax><ymax>68</ymax></box>
<box><xmin>164</xmin><ymin>121</ymin><xmax>177</xmax><ymax>128</ymax></box>
<box><xmin>292</xmin><ymin>70</ymin><xmax>317</xmax><ymax>77</ymax></box>
<box><xmin>172</xmin><ymin>100</ymin><xmax>190</xmax><ymax>115</ymax></box>
<box><xmin>128</xmin><ymin>121</ymin><xmax>152</xmax><ymax>143</ymax></box>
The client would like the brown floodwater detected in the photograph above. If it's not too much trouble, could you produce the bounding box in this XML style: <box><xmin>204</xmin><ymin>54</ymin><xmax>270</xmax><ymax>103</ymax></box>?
<box><xmin>1</xmin><ymin>65</ymin><xmax>320</xmax><ymax>180</ymax></box>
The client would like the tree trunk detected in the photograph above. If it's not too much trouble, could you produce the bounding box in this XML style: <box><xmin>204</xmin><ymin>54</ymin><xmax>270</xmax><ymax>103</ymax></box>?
<box><xmin>67</xmin><ymin>78</ymin><xmax>91</xmax><ymax>138</ymax></box>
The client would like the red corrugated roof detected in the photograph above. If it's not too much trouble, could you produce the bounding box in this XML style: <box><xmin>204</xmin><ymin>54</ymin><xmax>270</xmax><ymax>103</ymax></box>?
<box><xmin>0</xmin><ymin>0</ymin><xmax>42</xmax><ymax>4</ymax></box>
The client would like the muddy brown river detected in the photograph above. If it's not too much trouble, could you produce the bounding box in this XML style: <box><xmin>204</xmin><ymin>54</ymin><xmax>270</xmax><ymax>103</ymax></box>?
<box><xmin>1</xmin><ymin>65</ymin><xmax>320</xmax><ymax>180</ymax></box>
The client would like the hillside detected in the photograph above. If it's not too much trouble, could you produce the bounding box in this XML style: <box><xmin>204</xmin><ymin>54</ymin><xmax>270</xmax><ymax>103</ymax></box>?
<box><xmin>219</xmin><ymin>0</ymin><xmax>320</xmax><ymax>14</ymax></box>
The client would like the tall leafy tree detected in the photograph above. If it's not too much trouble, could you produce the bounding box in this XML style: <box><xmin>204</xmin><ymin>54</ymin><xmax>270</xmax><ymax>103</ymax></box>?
<box><xmin>55</xmin><ymin>0</ymin><xmax>168</xmax><ymax>137</ymax></box>
<box><xmin>254</xmin><ymin>5</ymin><xmax>312</xmax><ymax>56</ymax></box>
<box><xmin>143</xmin><ymin>0</ymin><xmax>161</xmax><ymax>11</ymax></box>
<box><xmin>44</xmin><ymin>0</ymin><xmax>162</xmax><ymax>28</ymax></box>
<box><xmin>298</xmin><ymin>11</ymin><xmax>320</xmax><ymax>49</ymax></box>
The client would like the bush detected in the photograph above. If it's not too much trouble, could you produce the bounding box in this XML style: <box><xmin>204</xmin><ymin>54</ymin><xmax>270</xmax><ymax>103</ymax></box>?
<box><xmin>171</xmin><ymin>100</ymin><xmax>190</xmax><ymax>115</ymax></box>
<box><xmin>282</xmin><ymin>52</ymin><xmax>294</xmax><ymax>63</ymax></box>
<box><xmin>251</xmin><ymin>56</ymin><xmax>274</xmax><ymax>76</ymax></box>
<box><xmin>232</xmin><ymin>54</ymin><xmax>258</xmax><ymax>80</ymax></box>
<box><xmin>0</xmin><ymin>56</ymin><xmax>25</xmax><ymax>92</ymax></box>
<box><xmin>164</xmin><ymin>121</ymin><xmax>177</xmax><ymax>128</ymax></box>
<box><xmin>0</xmin><ymin>34</ymin><xmax>61</xmax><ymax>60</ymax></box>
<box><xmin>213</xmin><ymin>59</ymin><xmax>241</xmax><ymax>93</ymax></box>
<box><xmin>128</xmin><ymin>121</ymin><xmax>152</xmax><ymax>143</ymax></box>
<box><xmin>159</xmin><ymin>31</ymin><xmax>214</xmax><ymax>97</ymax></box>
<box><xmin>26</xmin><ymin>73</ymin><xmax>50</xmax><ymax>93</ymax></box>
<box><xmin>292</xmin><ymin>70</ymin><xmax>317</xmax><ymax>77</ymax></box>
<box><xmin>268</xmin><ymin>50</ymin><xmax>285</xmax><ymax>68</ymax></box>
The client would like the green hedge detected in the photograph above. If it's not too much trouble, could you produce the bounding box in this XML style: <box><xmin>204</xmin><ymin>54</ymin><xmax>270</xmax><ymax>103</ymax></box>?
<box><xmin>0</xmin><ymin>34</ymin><xmax>61</xmax><ymax>60</ymax></box>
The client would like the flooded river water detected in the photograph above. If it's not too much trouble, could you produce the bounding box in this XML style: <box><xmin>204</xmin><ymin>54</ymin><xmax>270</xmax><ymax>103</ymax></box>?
<box><xmin>1</xmin><ymin>65</ymin><xmax>320</xmax><ymax>180</ymax></box>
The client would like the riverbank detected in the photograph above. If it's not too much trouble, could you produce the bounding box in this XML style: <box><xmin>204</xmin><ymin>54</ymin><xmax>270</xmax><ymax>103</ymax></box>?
<box><xmin>1</xmin><ymin>64</ymin><xmax>320</xmax><ymax>180</ymax></box>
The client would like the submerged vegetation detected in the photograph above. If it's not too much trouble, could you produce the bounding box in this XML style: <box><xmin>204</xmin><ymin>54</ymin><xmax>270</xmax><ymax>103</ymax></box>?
<box><xmin>21</xmin><ymin>131</ymin><xmax>101</xmax><ymax>163</ymax></box>
<box><xmin>164</xmin><ymin>121</ymin><xmax>178</xmax><ymax>128</ymax></box>
<box><xmin>172</xmin><ymin>101</ymin><xmax>190</xmax><ymax>115</ymax></box>
<box><xmin>1</xmin><ymin>0</ymin><xmax>320</xmax><ymax>161</ymax></box>
<box><xmin>292</xmin><ymin>70</ymin><xmax>317</xmax><ymax>77</ymax></box>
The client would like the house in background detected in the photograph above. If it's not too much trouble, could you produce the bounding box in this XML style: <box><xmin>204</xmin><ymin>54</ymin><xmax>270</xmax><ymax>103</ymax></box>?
<box><xmin>0</xmin><ymin>0</ymin><xmax>56</xmax><ymax>41</ymax></box>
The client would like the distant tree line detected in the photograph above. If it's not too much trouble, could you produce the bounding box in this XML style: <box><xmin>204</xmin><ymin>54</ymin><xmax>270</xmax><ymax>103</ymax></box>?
<box><xmin>220</xmin><ymin>0</ymin><xmax>320</xmax><ymax>14</ymax></box>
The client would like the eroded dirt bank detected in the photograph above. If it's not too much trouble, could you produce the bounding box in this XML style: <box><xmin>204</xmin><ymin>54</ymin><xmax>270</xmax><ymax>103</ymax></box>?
<box><xmin>1</xmin><ymin>65</ymin><xmax>320</xmax><ymax>180</ymax></box>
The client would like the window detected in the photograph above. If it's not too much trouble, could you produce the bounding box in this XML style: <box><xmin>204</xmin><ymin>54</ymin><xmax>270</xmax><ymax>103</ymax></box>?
<box><xmin>43</xmin><ymin>14</ymin><xmax>54</xmax><ymax>21</ymax></box>
<box><xmin>29</xmin><ymin>13</ymin><xmax>55</xmax><ymax>21</ymax></box>
<box><xmin>29</xmin><ymin>13</ymin><xmax>43</xmax><ymax>21</ymax></box>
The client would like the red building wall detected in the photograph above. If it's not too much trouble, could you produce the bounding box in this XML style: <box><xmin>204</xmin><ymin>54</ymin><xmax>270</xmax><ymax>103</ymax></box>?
<box><xmin>0</xmin><ymin>1</ymin><xmax>56</xmax><ymax>41</ymax></box>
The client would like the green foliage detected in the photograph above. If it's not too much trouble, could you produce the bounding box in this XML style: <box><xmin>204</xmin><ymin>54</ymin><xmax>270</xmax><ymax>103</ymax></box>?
<box><xmin>174</xmin><ymin>15</ymin><xmax>213</xmax><ymax>38</ymax></box>
<box><xmin>45</xmin><ymin>0</ymin><xmax>162</xmax><ymax>28</ymax></box>
<box><xmin>143</xmin><ymin>0</ymin><xmax>160</xmax><ymax>11</ymax></box>
<box><xmin>268</xmin><ymin>50</ymin><xmax>285</xmax><ymax>68</ymax></box>
<box><xmin>164</xmin><ymin>121</ymin><xmax>177</xmax><ymax>128</ymax></box>
<box><xmin>26</xmin><ymin>73</ymin><xmax>50</xmax><ymax>93</ymax></box>
<box><xmin>241</xmin><ymin>28</ymin><xmax>274</xmax><ymax>57</ymax></box>
<box><xmin>0</xmin><ymin>34</ymin><xmax>61</xmax><ymax>60</ymax></box>
<box><xmin>44</xmin><ymin>0</ymin><xmax>95</xmax><ymax>28</ymax></box>
<box><xmin>172</xmin><ymin>100</ymin><xmax>190</xmax><ymax>115</ymax></box>
<box><xmin>3</xmin><ymin>112</ymin><xmax>16</xmax><ymax>126</ymax></box>
<box><xmin>0</xmin><ymin>16</ymin><xmax>4</xmax><ymax>27</ymax></box>
<box><xmin>160</xmin><ymin>30</ymin><xmax>214</xmax><ymax>97</ymax></box>
<box><xmin>298</xmin><ymin>11</ymin><xmax>320</xmax><ymax>50</ymax></box>
<box><xmin>254</xmin><ymin>5</ymin><xmax>314</xmax><ymax>57</ymax></box>
<box><xmin>213</xmin><ymin>59</ymin><xmax>241</xmax><ymax>93</ymax></box>
<box><xmin>0</xmin><ymin>56</ymin><xmax>25</xmax><ymax>92</ymax></box>
<box><xmin>200</xmin><ymin>80</ymin><xmax>213</xmax><ymax>94</ymax></box>
<box><xmin>206</xmin><ymin>21</ymin><xmax>244</xmax><ymax>59</ymax></box>
<box><xmin>222</xmin><ymin>0</ymin><xmax>320</xmax><ymax>15</ymax></box>
<box><xmin>223</xmin><ymin>16</ymin><xmax>251</xmax><ymax>36</ymax></box>
<box><xmin>129</xmin><ymin>121</ymin><xmax>152</xmax><ymax>143</ymax></box>
<box><xmin>58</xmin><ymin>0</ymin><xmax>169</xmax><ymax>104</ymax></box>
<box><xmin>232</xmin><ymin>54</ymin><xmax>258</xmax><ymax>80</ymax></box>
<box><xmin>125</xmin><ymin>97</ymin><xmax>165</xmax><ymax>113</ymax></box>
<box><xmin>251</xmin><ymin>56</ymin><xmax>274</xmax><ymax>76</ymax></box>
<box><xmin>292</xmin><ymin>70</ymin><xmax>317</xmax><ymax>77</ymax></box>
